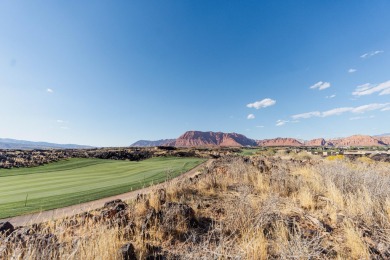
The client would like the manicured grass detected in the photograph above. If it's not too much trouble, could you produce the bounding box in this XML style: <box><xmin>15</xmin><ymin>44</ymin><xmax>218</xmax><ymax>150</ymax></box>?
<box><xmin>0</xmin><ymin>157</ymin><xmax>205</xmax><ymax>218</ymax></box>
<box><xmin>239</xmin><ymin>148</ymin><xmax>261</xmax><ymax>156</ymax></box>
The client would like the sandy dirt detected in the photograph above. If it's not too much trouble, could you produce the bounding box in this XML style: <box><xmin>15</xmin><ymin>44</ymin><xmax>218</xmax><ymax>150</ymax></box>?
<box><xmin>0</xmin><ymin>160</ymin><xmax>212</xmax><ymax>226</ymax></box>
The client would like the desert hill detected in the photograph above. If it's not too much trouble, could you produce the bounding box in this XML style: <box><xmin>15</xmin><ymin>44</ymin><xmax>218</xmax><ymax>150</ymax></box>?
<box><xmin>130</xmin><ymin>139</ymin><xmax>176</xmax><ymax>147</ymax></box>
<box><xmin>131</xmin><ymin>131</ymin><xmax>390</xmax><ymax>148</ymax></box>
<box><xmin>378</xmin><ymin>136</ymin><xmax>390</xmax><ymax>144</ymax></box>
<box><xmin>305</xmin><ymin>138</ymin><xmax>326</xmax><ymax>146</ymax></box>
<box><xmin>0</xmin><ymin>138</ymin><xmax>93</xmax><ymax>150</ymax></box>
<box><xmin>174</xmin><ymin>131</ymin><xmax>257</xmax><ymax>147</ymax></box>
<box><xmin>326</xmin><ymin>135</ymin><xmax>387</xmax><ymax>147</ymax></box>
<box><xmin>257</xmin><ymin>137</ymin><xmax>303</xmax><ymax>147</ymax></box>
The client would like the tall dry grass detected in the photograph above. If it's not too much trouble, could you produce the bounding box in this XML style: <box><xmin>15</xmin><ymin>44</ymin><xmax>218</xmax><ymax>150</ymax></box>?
<box><xmin>1</xmin><ymin>154</ymin><xmax>390</xmax><ymax>259</ymax></box>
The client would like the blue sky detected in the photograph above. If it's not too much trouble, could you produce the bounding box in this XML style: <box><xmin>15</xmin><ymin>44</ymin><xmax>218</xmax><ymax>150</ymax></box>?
<box><xmin>0</xmin><ymin>1</ymin><xmax>389</xmax><ymax>146</ymax></box>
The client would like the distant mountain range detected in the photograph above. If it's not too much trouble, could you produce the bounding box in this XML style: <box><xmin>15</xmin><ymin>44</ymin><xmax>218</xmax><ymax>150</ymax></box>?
<box><xmin>131</xmin><ymin>131</ymin><xmax>390</xmax><ymax>148</ymax></box>
<box><xmin>0</xmin><ymin>138</ymin><xmax>93</xmax><ymax>150</ymax></box>
<box><xmin>375</xmin><ymin>133</ymin><xmax>390</xmax><ymax>137</ymax></box>
<box><xmin>2</xmin><ymin>131</ymin><xmax>389</xmax><ymax>150</ymax></box>
<box><xmin>130</xmin><ymin>139</ymin><xmax>176</xmax><ymax>147</ymax></box>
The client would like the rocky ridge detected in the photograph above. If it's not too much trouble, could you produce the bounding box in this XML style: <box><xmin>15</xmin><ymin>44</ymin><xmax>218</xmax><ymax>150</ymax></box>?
<box><xmin>257</xmin><ymin>137</ymin><xmax>303</xmax><ymax>147</ymax></box>
<box><xmin>131</xmin><ymin>131</ymin><xmax>390</xmax><ymax>148</ymax></box>
<box><xmin>130</xmin><ymin>139</ymin><xmax>176</xmax><ymax>147</ymax></box>
<box><xmin>327</xmin><ymin>135</ymin><xmax>387</xmax><ymax>147</ymax></box>
<box><xmin>173</xmin><ymin>131</ymin><xmax>257</xmax><ymax>147</ymax></box>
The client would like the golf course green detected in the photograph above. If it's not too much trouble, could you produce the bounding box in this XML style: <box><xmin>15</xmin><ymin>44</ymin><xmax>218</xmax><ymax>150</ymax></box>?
<box><xmin>0</xmin><ymin>157</ymin><xmax>205</xmax><ymax>218</ymax></box>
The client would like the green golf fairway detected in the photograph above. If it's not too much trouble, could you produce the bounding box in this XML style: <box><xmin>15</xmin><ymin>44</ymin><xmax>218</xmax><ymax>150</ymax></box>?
<box><xmin>0</xmin><ymin>157</ymin><xmax>205</xmax><ymax>218</ymax></box>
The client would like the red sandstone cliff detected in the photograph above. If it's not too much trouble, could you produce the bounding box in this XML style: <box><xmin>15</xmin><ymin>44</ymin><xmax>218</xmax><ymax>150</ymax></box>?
<box><xmin>305</xmin><ymin>138</ymin><xmax>326</xmax><ymax>146</ymax></box>
<box><xmin>327</xmin><ymin>135</ymin><xmax>386</xmax><ymax>147</ymax></box>
<box><xmin>173</xmin><ymin>131</ymin><xmax>257</xmax><ymax>147</ymax></box>
<box><xmin>257</xmin><ymin>138</ymin><xmax>303</xmax><ymax>147</ymax></box>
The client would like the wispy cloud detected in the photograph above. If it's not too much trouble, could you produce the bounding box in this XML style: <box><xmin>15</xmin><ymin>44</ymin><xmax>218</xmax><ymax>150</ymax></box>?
<box><xmin>380</xmin><ymin>87</ymin><xmax>390</xmax><ymax>95</ymax></box>
<box><xmin>247</xmin><ymin>114</ymin><xmax>255</xmax><ymax>119</ymax></box>
<box><xmin>348</xmin><ymin>68</ymin><xmax>357</xmax><ymax>73</ymax></box>
<box><xmin>247</xmin><ymin>98</ymin><xmax>276</xmax><ymax>109</ymax></box>
<box><xmin>276</xmin><ymin>120</ymin><xmax>288</xmax><ymax>126</ymax></box>
<box><xmin>381</xmin><ymin>107</ymin><xmax>390</xmax><ymax>111</ymax></box>
<box><xmin>352</xmin><ymin>80</ymin><xmax>390</xmax><ymax>96</ymax></box>
<box><xmin>352</xmin><ymin>103</ymin><xmax>390</xmax><ymax>113</ymax></box>
<box><xmin>310</xmin><ymin>81</ymin><xmax>330</xmax><ymax>90</ymax></box>
<box><xmin>325</xmin><ymin>94</ymin><xmax>336</xmax><ymax>99</ymax></box>
<box><xmin>360</xmin><ymin>50</ymin><xmax>384</xmax><ymax>59</ymax></box>
<box><xmin>322</xmin><ymin>107</ymin><xmax>354</xmax><ymax>117</ymax></box>
<box><xmin>57</xmin><ymin>120</ymin><xmax>64</xmax><ymax>123</ymax></box>
<box><xmin>47</xmin><ymin>88</ymin><xmax>54</xmax><ymax>93</ymax></box>
<box><xmin>291</xmin><ymin>111</ymin><xmax>321</xmax><ymax>120</ymax></box>
<box><xmin>350</xmin><ymin>115</ymin><xmax>375</xmax><ymax>120</ymax></box>
<box><xmin>256</xmin><ymin>125</ymin><xmax>264</xmax><ymax>128</ymax></box>
<box><xmin>291</xmin><ymin>103</ymin><xmax>390</xmax><ymax>120</ymax></box>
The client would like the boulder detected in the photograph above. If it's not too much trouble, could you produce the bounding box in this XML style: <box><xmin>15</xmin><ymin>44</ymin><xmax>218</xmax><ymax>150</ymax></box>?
<box><xmin>104</xmin><ymin>199</ymin><xmax>128</xmax><ymax>211</ymax></box>
<box><xmin>104</xmin><ymin>199</ymin><xmax>123</xmax><ymax>208</ymax></box>
<box><xmin>120</xmin><ymin>243</ymin><xmax>137</xmax><ymax>260</ymax></box>
<box><xmin>101</xmin><ymin>199</ymin><xmax>129</xmax><ymax>223</ymax></box>
<box><xmin>162</xmin><ymin>202</ymin><xmax>197</xmax><ymax>229</ymax></box>
<box><xmin>157</xmin><ymin>189</ymin><xmax>166</xmax><ymax>205</ymax></box>
<box><xmin>0</xmin><ymin>222</ymin><xmax>14</xmax><ymax>236</ymax></box>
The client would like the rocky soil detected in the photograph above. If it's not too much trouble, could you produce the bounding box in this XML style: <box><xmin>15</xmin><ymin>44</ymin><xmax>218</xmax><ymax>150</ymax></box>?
<box><xmin>2</xmin><ymin>154</ymin><xmax>389</xmax><ymax>259</ymax></box>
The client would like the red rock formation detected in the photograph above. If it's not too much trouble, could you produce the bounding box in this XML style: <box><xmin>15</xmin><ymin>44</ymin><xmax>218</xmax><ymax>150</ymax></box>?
<box><xmin>305</xmin><ymin>138</ymin><xmax>326</xmax><ymax>146</ymax></box>
<box><xmin>377</xmin><ymin>136</ymin><xmax>390</xmax><ymax>145</ymax></box>
<box><xmin>330</xmin><ymin>135</ymin><xmax>386</xmax><ymax>147</ymax></box>
<box><xmin>257</xmin><ymin>138</ymin><xmax>303</xmax><ymax>147</ymax></box>
<box><xmin>131</xmin><ymin>132</ymin><xmax>390</xmax><ymax>148</ymax></box>
<box><xmin>173</xmin><ymin>131</ymin><xmax>257</xmax><ymax>147</ymax></box>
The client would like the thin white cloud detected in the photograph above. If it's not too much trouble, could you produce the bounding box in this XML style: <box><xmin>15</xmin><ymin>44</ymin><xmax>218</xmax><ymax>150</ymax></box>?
<box><xmin>256</xmin><ymin>125</ymin><xmax>264</xmax><ymax>128</ymax></box>
<box><xmin>349</xmin><ymin>115</ymin><xmax>375</xmax><ymax>120</ymax></box>
<box><xmin>47</xmin><ymin>88</ymin><xmax>53</xmax><ymax>93</ymax></box>
<box><xmin>57</xmin><ymin>120</ymin><xmax>64</xmax><ymax>123</ymax></box>
<box><xmin>355</xmin><ymin>83</ymin><xmax>373</xmax><ymax>92</ymax></box>
<box><xmin>360</xmin><ymin>50</ymin><xmax>384</xmax><ymax>59</ymax></box>
<box><xmin>60</xmin><ymin>126</ymin><xmax>69</xmax><ymax>130</ymax></box>
<box><xmin>291</xmin><ymin>103</ymin><xmax>390</xmax><ymax>120</ymax></box>
<box><xmin>310</xmin><ymin>81</ymin><xmax>331</xmax><ymax>90</ymax></box>
<box><xmin>348</xmin><ymin>68</ymin><xmax>357</xmax><ymax>73</ymax></box>
<box><xmin>349</xmin><ymin>117</ymin><xmax>361</xmax><ymax>121</ymax></box>
<box><xmin>325</xmin><ymin>94</ymin><xmax>336</xmax><ymax>99</ymax></box>
<box><xmin>276</xmin><ymin>120</ymin><xmax>288</xmax><ymax>126</ymax></box>
<box><xmin>380</xmin><ymin>87</ymin><xmax>390</xmax><ymax>95</ymax></box>
<box><xmin>247</xmin><ymin>114</ymin><xmax>255</xmax><ymax>120</ymax></box>
<box><xmin>352</xmin><ymin>103</ymin><xmax>390</xmax><ymax>113</ymax></box>
<box><xmin>352</xmin><ymin>80</ymin><xmax>390</xmax><ymax>96</ymax></box>
<box><xmin>291</xmin><ymin>111</ymin><xmax>321</xmax><ymax>120</ymax></box>
<box><xmin>322</xmin><ymin>107</ymin><xmax>354</xmax><ymax>117</ymax></box>
<box><xmin>246</xmin><ymin>98</ymin><xmax>276</xmax><ymax>109</ymax></box>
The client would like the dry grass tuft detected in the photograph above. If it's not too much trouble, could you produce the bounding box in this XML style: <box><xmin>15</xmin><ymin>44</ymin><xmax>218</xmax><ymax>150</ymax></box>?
<box><xmin>2</xmin><ymin>154</ymin><xmax>390</xmax><ymax>259</ymax></box>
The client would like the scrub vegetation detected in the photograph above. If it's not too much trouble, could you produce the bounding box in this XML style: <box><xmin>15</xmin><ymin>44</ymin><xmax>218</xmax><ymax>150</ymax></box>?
<box><xmin>1</xmin><ymin>153</ymin><xmax>390</xmax><ymax>259</ymax></box>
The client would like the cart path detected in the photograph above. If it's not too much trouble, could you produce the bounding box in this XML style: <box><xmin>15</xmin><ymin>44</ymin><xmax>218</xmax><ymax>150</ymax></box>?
<box><xmin>0</xmin><ymin>159</ymin><xmax>212</xmax><ymax>227</ymax></box>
